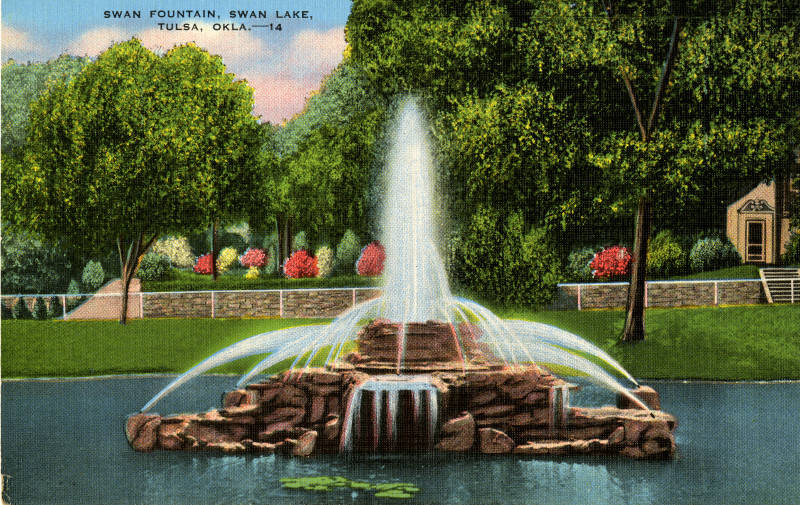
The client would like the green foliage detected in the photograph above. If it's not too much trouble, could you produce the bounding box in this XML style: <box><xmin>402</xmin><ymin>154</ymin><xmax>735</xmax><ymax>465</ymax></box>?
<box><xmin>32</xmin><ymin>297</ymin><xmax>48</xmax><ymax>320</ymax></box>
<box><xmin>137</xmin><ymin>253</ymin><xmax>172</xmax><ymax>281</ymax></box>
<box><xmin>453</xmin><ymin>208</ymin><xmax>562</xmax><ymax>306</ymax></box>
<box><xmin>316</xmin><ymin>246</ymin><xmax>334</xmax><ymax>278</ymax></box>
<box><xmin>782</xmin><ymin>231</ymin><xmax>800</xmax><ymax>265</ymax></box>
<box><xmin>141</xmin><ymin>271</ymin><xmax>380</xmax><ymax>291</ymax></box>
<box><xmin>1</xmin><ymin>55</ymin><xmax>89</xmax><ymax>156</ymax></box>
<box><xmin>46</xmin><ymin>296</ymin><xmax>63</xmax><ymax>319</ymax></box>
<box><xmin>216</xmin><ymin>247</ymin><xmax>239</xmax><ymax>274</ymax></box>
<box><xmin>12</xmin><ymin>298</ymin><xmax>33</xmax><ymax>319</ymax></box>
<box><xmin>566</xmin><ymin>246</ymin><xmax>598</xmax><ymax>282</ymax></box>
<box><xmin>1</xmin><ymin>302</ymin><xmax>13</xmax><ymax>320</ymax></box>
<box><xmin>292</xmin><ymin>231</ymin><xmax>309</xmax><ymax>251</ymax></box>
<box><xmin>647</xmin><ymin>230</ymin><xmax>687</xmax><ymax>277</ymax></box>
<box><xmin>65</xmin><ymin>279</ymin><xmax>82</xmax><ymax>311</ymax></box>
<box><xmin>0</xmin><ymin>230</ymin><xmax>73</xmax><ymax>294</ymax></box>
<box><xmin>81</xmin><ymin>260</ymin><xmax>105</xmax><ymax>292</ymax></box>
<box><xmin>279</xmin><ymin>476</ymin><xmax>420</xmax><ymax>499</ymax></box>
<box><xmin>151</xmin><ymin>236</ymin><xmax>195</xmax><ymax>269</ymax></box>
<box><xmin>334</xmin><ymin>229</ymin><xmax>361</xmax><ymax>274</ymax></box>
<box><xmin>689</xmin><ymin>236</ymin><xmax>741</xmax><ymax>273</ymax></box>
<box><xmin>218</xmin><ymin>230</ymin><xmax>248</xmax><ymax>253</ymax></box>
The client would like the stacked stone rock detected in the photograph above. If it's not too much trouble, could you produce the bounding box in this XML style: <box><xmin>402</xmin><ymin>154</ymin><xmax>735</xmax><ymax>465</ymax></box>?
<box><xmin>126</xmin><ymin>369</ymin><xmax>366</xmax><ymax>456</ymax></box>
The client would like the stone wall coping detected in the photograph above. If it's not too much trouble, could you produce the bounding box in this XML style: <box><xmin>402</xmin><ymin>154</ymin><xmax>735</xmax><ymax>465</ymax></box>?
<box><xmin>558</xmin><ymin>278</ymin><xmax>761</xmax><ymax>287</ymax></box>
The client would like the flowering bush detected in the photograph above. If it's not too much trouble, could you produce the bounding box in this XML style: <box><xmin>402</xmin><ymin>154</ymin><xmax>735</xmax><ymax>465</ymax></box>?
<box><xmin>647</xmin><ymin>230</ymin><xmax>686</xmax><ymax>277</ymax></box>
<box><xmin>357</xmin><ymin>241</ymin><xmax>386</xmax><ymax>276</ymax></box>
<box><xmin>284</xmin><ymin>250</ymin><xmax>319</xmax><ymax>278</ymax></box>
<box><xmin>193</xmin><ymin>253</ymin><xmax>214</xmax><ymax>275</ymax></box>
<box><xmin>245</xmin><ymin>266</ymin><xmax>260</xmax><ymax>279</ymax></box>
<box><xmin>316</xmin><ymin>246</ymin><xmax>334</xmax><ymax>278</ymax></box>
<box><xmin>590</xmin><ymin>246</ymin><xmax>631</xmax><ymax>280</ymax></box>
<box><xmin>239</xmin><ymin>248</ymin><xmax>268</xmax><ymax>268</ymax></box>
<box><xmin>151</xmin><ymin>236</ymin><xmax>195</xmax><ymax>269</ymax></box>
<box><xmin>217</xmin><ymin>247</ymin><xmax>239</xmax><ymax>274</ymax></box>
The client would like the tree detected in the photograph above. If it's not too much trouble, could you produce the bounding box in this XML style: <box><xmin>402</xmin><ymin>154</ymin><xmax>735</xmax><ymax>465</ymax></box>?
<box><xmin>5</xmin><ymin>39</ymin><xmax>261</xmax><ymax>323</ymax></box>
<box><xmin>1</xmin><ymin>55</ymin><xmax>89</xmax><ymax>158</ymax></box>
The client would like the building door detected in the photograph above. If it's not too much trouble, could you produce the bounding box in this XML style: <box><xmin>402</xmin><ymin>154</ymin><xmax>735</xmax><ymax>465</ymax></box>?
<box><xmin>746</xmin><ymin>220</ymin><xmax>765</xmax><ymax>262</ymax></box>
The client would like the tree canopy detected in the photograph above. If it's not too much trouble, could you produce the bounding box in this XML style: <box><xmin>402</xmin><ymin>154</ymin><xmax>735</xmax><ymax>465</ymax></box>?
<box><xmin>4</xmin><ymin>39</ymin><xmax>262</xmax><ymax>321</ymax></box>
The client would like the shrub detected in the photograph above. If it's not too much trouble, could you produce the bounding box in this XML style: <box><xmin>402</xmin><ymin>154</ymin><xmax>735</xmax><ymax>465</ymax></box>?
<box><xmin>566</xmin><ymin>246</ymin><xmax>598</xmax><ymax>282</ymax></box>
<box><xmin>47</xmin><ymin>295</ymin><xmax>63</xmax><ymax>319</ymax></box>
<box><xmin>782</xmin><ymin>231</ymin><xmax>800</xmax><ymax>265</ymax></box>
<box><xmin>1</xmin><ymin>302</ymin><xmax>13</xmax><ymax>319</ymax></box>
<box><xmin>137</xmin><ymin>253</ymin><xmax>172</xmax><ymax>281</ymax></box>
<box><xmin>452</xmin><ymin>208</ymin><xmax>563</xmax><ymax>306</ymax></box>
<box><xmin>590</xmin><ymin>246</ymin><xmax>631</xmax><ymax>280</ymax></box>
<box><xmin>316</xmin><ymin>246</ymin><xmax>334</xmax><ymax>278</ymax></box>
<box><xmin>284</xmin><ymin>250</ymin><xmax>319</xmax><ymax>278</ymax></box>
<box><xmin>245</xmin><ymin>266</ymin><xmax>261</xmax><ymax>279</ymax></box>
<box><xmin>217</xmin><ymin>247</ymin><xmax>239</xmax><ymax>274</ymax></box>
<box><xmin>357</xmin><ymin>241</ymin><xmax>386</xmax><ymax>276</ymax></box>
<box><xmin>0</xmin><ymin>230</ymin><xmax>72</xmax><ymax>294</ymax></box>
<box><xmin>647</xmin><ymin>230</ymin><xmax>686</xmax><ymax>277</ymax></box>
<box><xmin>193</xmin><ymin>253</ymin><xmax>213</xmax><ymax>275</ymax></box>
<box><xmin>292</xmin><ymin>231</ymin><xmax>309</xmax><ymax>252</ymax></box>
<box><xmin>335</xmin><ymin>229</ymin><xmax>361</xmax><ymax>274</ymax></box>
<box><xmin>239</xmin><ymin>248</ymin><xmax>268</xmax><ymax>268</ymax></box>
<box><xmin>689</xmin><ymin>236</ymin><xmax>741</xmax><ymax>272</ymax></box>
<box><xmin>13</xmin><ymin>298</ymin><xmax>33</xmax><ymax>319</ymax></box>
<box><xmin>81</xmin><ymin>260</ymin><xmax>105</xmax><ymax>291</ymax></box>
<box><xmin>151</xmin><ymin>236</ymin><xmax>195</xmax><ymax>269</ymax></box>
<box><xmin>65</xmin><ymin>279</ymin><xmax>82</xmax><ymax>310</ymax></box>
<box><xmin>32</xmin><ymin>297</ymin><xmax>48</xmax><ymax>320</ymax></box>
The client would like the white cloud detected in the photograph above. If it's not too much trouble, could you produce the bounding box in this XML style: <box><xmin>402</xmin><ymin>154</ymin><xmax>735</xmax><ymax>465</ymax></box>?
<box><xmin>2</xmin><ymin>24</ymin><xmax>45</xmax><ymax>53</ymax></box>
<box><xmin>136</xmin><ymin>22</ymin><xmax>271</xmax><ymax>67</ymax></box>
<box><xmin>248</xmin><ymin>74</ymin><xmax>317</xmax><ymax>124</ymax></box>
<box><xmin>66</xmin><ymin>27</ymin><xmax>129</xmax><ymax>56</ymax></box>
<box><xmin>281</xmin><ymin>27</ymin><xmax>346</xmax><ymax>79</ymax></box>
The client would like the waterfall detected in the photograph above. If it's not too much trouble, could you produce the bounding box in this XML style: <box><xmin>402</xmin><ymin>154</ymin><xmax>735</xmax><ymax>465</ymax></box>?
<box><xmin>339</xmin><ymin>375</ymin><xmax>439</xmax><ymax>453</ymax></box>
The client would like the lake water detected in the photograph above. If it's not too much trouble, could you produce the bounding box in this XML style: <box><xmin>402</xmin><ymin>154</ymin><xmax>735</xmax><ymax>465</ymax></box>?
<box><xmin>2</xmin><ymin>376</ymin><xmax>799</xmax><ymax>504</ymax></box>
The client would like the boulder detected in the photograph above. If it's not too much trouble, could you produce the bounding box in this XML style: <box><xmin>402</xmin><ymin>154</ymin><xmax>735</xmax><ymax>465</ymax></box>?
<box><xmin>323</xmin><ymin>415</ymin><xmax>341</xmax><ymax>442</ymax></box>
<box><xmin>436</xmin><ymin>412</ymin><xmax>475</xmax><ymax>452</ymax></box>
<box><xmin>608</xmin><ymin>426</ymin><xmax>625</xmax><ymax>447</ymax></box>
<box><xmin>309</xmin><ymin>396</ymin><xmax>326</xmax><ymax>423</ymax></box>
<box><xmin>262</xmin><ymin>406</ymin><xmax>306</xmax><ymax>425</ymax></box>
<box><xmin>126</xmin><ymin>414</ymin><xmax>161</xmax><ymax>452</ymax></box>
<box><xmin>478</xmin><ymin>428</ymin><xmax>515</xmax><ymax>454</ymax></box>
<box><xmin>292</xmin><ymin>430</ymin><xmax>318</xmax><ymax>456</ymax></box>
<box><xmin>514</xmin><ymin>439</ymin><xmax>608</xmax><ymax>455</ymax></box>
<box><xmin>206</xmin><ymin>441</ymin><xmax>246</xmax><ymax>454</ymax></box>
<box><xmin>617</xmin><ymin>385</ymin><xmax>661</xmax><ymax>410</ymax></box>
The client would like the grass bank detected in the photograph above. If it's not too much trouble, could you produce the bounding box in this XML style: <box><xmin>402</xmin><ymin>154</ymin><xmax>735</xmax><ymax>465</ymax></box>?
<box><xmin>2</xmin><ymin>305</ymin><xmax>798</xmax><ymax>380</ymax></box>
<box><xmin>142</xmin><ymin>270</ymin><xmax>381</xmax><ymax>292</ymax></box>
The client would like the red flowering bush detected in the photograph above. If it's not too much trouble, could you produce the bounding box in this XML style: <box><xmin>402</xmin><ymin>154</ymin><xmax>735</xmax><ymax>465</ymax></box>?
<box><xmin>193</xmin><ymin>253</ymin><xmax>214</xmax><ymax>275</ymax></box>
<box><xmin>357</xmin><ymin>241</ymin><xmax>386</xmax><ymax>276</ymax></box>
<box><xmin>239</xmin><ymin>248</ymin><xmax>268</xmax><ymax>268</ymax></box>
<box><xmin>590</xmin><ymin>246</ymin><xmax>631</xmax><ymax>280</ymax></box>
<box><xmin>284</xmin><ymin>250</ymin><xmax>319</xmax><ymax>278</ymax></box>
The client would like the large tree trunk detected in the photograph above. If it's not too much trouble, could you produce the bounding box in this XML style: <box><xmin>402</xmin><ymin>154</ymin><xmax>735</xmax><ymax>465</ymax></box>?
<box><xmin>621</xmin><ymin>197</ymin><xmax>651</xmax><ymax>342</ymax></box>
<box><xmin>275</xmin><ymin>213</ymin><xmax>294</xmax><ymax>271</ymax></box>
<box><xmin>117</xmin><ymin>233</ymin><xmax>156</xmax><ymax>324</ymax></box>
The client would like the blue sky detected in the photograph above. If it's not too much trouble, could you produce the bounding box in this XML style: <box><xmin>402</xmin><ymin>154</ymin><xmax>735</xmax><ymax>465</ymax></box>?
<box><xmin>2</xmin><ymin>0</ymin><xmax>353</xmax><ymax>123</ymax></box>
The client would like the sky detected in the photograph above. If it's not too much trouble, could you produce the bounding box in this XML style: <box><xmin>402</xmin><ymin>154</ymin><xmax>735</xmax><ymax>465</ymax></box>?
<box><xmin>1</xmin><ymin>0</ymin><xmax>353</xmax><ymax>123</ymax></box>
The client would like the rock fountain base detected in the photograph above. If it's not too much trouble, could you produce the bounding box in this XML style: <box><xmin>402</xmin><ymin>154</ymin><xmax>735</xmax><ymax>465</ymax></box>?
<box><xmin>127</xmin><ymin>321</ymin><xmax>677</xmax><ymax>459</ymax></box>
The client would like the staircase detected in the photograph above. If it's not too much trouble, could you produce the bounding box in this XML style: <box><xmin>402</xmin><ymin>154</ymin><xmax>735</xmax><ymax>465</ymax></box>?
<box><xmin>759</xmin><ymin>268</ymin><xmax>800</xmax><ymax>304</ymax></box>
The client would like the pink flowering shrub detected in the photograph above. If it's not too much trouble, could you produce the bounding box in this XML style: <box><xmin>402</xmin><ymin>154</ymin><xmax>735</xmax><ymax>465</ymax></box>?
<box><xmin>590</xmin><ymin>246</ymin><xmax>631</xmax><ymax>280</ymax></box>
<box><xmin>193</xmin><ymin>253</ymin><xmax>214</xmax><ymax>275</ymax></box>
<box><xmin>284</xmin><ymin>250</ymin><xmax>319</xmax><ymax>278</ymax></box>
<box><xmin>357</xmin><ymin>241</ymin><xmax>386</xmax><ymax>276</ymax></box>
<box><xmin>239</xmin><ymin>248</ymin><xmax>268</xmax><ymax>268</ymax></box>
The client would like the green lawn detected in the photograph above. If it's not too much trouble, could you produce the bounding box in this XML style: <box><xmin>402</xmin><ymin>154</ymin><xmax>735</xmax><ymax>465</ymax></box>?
<box><xmin>2</xmin><ymin>305</ymin><xmax>799</xmax><ymax>380</ymax></box>
<box><xmin>667</xmin><ymin>264</ymin><xmax>762</xmax><ymax>280</ymax></box>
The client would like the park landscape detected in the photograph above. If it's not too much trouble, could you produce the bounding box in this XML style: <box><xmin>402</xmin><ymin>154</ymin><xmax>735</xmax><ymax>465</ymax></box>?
<box><xmin>2</xmin><ymin>1</ymin><xmax>800</xmax><ymax>504</ymax></box>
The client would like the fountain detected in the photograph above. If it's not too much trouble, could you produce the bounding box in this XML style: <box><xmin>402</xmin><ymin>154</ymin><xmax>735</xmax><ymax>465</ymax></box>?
<box><xmin>126</xmin><ymin>98</ymin><xmax>677</xmax><ymax>459</ymax></box>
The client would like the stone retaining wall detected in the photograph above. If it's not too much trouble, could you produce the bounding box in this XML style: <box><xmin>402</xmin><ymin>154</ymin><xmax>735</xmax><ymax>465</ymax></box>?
<box><xmin>141</xmin><ymin>288</ymin><xmax>382</xmax><ymax>319</ymax></box>
<box><xmin>554</xmin><ymin>279</ymin><xmax>766</xmax><ymax>310</ymax></box>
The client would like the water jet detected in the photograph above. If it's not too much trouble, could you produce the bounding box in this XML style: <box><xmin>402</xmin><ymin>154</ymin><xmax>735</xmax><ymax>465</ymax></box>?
<box><xmin>126</xmin><ymin>98</ymin><xmax>677</xmax><ymax>459</ymax></box>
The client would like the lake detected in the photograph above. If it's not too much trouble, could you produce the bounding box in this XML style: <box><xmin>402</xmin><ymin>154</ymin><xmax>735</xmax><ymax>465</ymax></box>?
<box><xmin>2</xmin><ymin>376</ymin><xmax>799</xmax><ymax>504</ymax></box>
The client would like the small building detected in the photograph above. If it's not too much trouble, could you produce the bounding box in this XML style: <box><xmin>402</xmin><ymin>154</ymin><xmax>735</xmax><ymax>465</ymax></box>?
<box><xmin>726</xmin><ymin>179</ymin><xmax>797</xmax><ymax>264</ymax></box>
